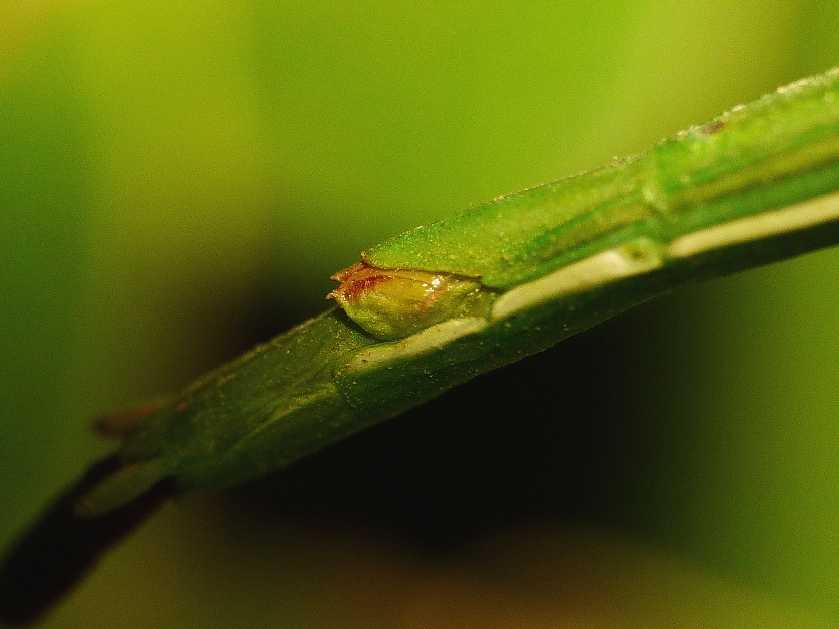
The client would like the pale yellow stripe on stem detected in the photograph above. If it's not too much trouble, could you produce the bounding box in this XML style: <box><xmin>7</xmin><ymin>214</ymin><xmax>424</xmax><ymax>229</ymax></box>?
<box><xmin>668</xmin><ymin>190</ymin><xmax>839</xmax><ymax>258</ymax></box>
<box><xmin>492</xmin><ymin>239</ymin><xmax>663</xmax><ymax>320</ymax></box>
<box><xmin>344</xmin><ymin>318</ymin><xmax>488</xmax><ymax>373</ymax></box>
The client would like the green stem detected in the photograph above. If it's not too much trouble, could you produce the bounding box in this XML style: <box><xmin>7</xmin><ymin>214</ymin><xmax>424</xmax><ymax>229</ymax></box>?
<box><xmin>80</xmin><ymin>67</ymin><xmax>839</xmax><ymax>512</ymax></box>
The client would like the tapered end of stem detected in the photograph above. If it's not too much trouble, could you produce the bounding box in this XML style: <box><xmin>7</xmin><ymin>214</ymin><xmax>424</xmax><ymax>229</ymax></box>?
<box><xmin>0</xmin><ymin>456</ymin><xmax>173</xmax><ymax>626</ymax></box>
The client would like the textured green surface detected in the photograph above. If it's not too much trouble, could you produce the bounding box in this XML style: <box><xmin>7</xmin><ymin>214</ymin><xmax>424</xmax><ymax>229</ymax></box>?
<box><xmin>367</xmin><ymin>69</ymin><xmax>839</xmax><ymax>287</ymax></box>
<box><xmin>120</xmin><ymin>311</ymin><xmax>374</xmax><ymax>489</ymax></box>
<box><xmin>5</xmin><ymin>4</ymin><xmax>839</xmax><ymax>626</ymax></box>
<box><xmin>90</xmin><ymin>68</ymin><xmax>839</xmax><ymax>508</ymax></box>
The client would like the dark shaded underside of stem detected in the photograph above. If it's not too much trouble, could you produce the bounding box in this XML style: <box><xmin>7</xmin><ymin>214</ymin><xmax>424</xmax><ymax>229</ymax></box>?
<box><xmin>0</xmin><ymin>456</ymin><xmax>173</xmax><ymax>626</ymax></box>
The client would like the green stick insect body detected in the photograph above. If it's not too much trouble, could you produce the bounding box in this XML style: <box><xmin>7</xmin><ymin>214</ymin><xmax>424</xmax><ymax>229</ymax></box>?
<box><xmin>3</xmin><ymin>68</ymin><xmax>839</xmax><ymax>626</ymax></box>
<box><xmin>82</xmin><ymin>67</ymin><xmax>839</xmax><ymax>513</ymax></box>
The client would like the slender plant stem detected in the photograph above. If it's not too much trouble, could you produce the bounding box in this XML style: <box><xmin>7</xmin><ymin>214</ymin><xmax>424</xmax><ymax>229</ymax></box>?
<box><xmin>24</xmin><ymin>68</ymin><xmax>839</xmax><ymax>515</ymax></box>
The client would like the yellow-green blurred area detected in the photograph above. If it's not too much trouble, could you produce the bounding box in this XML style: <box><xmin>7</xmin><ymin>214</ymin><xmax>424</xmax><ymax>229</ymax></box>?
<box><xmin>3</xmin><ymin>1</ymin><xmax>839</xmax><ymax>627</ymax></box>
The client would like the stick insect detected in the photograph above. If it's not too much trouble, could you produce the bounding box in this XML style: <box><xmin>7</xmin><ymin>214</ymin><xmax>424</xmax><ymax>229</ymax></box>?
<box><xmin>2</xmin><ymin>67</ymin><xmax>839</xmax><ymax>625</ymax></box>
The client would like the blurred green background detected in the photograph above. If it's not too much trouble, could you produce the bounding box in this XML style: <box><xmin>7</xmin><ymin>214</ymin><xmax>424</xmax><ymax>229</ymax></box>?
<box><xmin>2</xmin><ymin>1</ymin><xmax>839</xmax><ymax>627</ymax></box>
